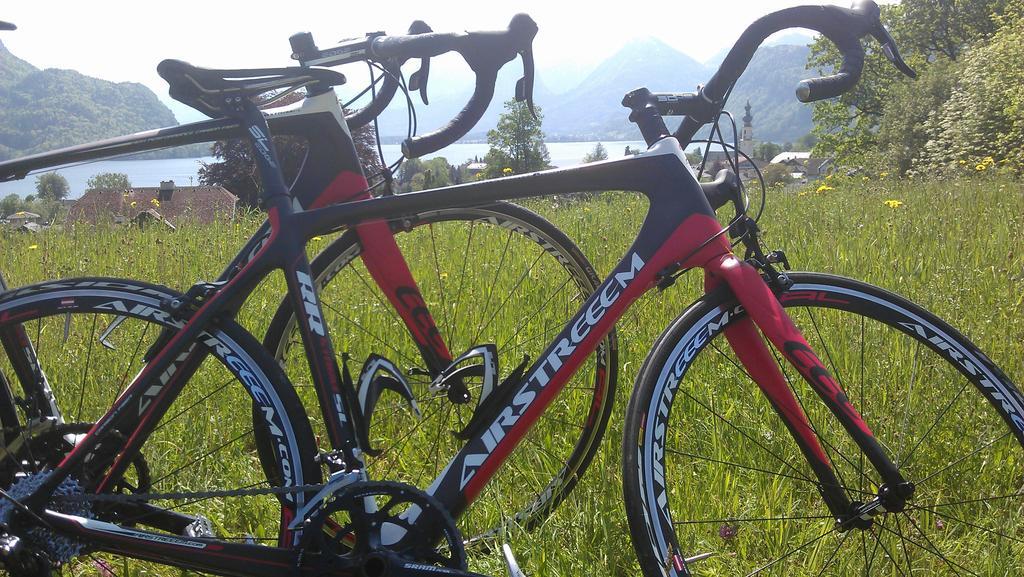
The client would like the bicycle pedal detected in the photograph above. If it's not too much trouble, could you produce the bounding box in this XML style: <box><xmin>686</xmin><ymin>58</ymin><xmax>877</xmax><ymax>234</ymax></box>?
<box><xmin>183</xmin><ymin>517</ymin><xmax>216</xmax><ymax>538</ymax></box>
<box><xmin>502</xmin><ymin>543</ymin><xmax>527</xmax><ymax>577</ymax></box>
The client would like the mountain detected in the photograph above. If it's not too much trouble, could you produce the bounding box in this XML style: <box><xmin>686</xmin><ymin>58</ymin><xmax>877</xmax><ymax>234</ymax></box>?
<box><xmin>375</xmin><ymin>37</ymin><xmax>815</xmax><ymax>145</ymax></box>
<box><xmin>542</xmin><ymin>37</ymin><xmax>709</xmax><ymax>140</ymax></box>
<box><xmin>0</xmin><ymin>41</ymin><xmax>189</xmax><ymax>161</ymax></box>
<box><xmin>722</xmin><ymin>44</ymin><xmax>814</xmax><ymax>145</ymax></box>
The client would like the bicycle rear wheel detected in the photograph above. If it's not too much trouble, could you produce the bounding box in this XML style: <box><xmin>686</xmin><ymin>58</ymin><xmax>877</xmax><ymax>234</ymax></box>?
<box><xmin>0</xmin><ymin>279</ymin><xmax>319</xmax><ymax>573</ymax></box>
<box><xmin>624</xmin><ymin>272</ymin><xmax>1024</xmax><ymax>576</ymax></box>
<box><xmin>263</xmin><ymin>202</ymin><xmax>618</xmax><ymax>544</ymax></box>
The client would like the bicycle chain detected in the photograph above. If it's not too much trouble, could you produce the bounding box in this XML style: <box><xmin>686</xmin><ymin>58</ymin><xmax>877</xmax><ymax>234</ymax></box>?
<box><xmin>53</xmin><ymin>482</ymin><xmax>328</xmax><ymax>504</ymax></box>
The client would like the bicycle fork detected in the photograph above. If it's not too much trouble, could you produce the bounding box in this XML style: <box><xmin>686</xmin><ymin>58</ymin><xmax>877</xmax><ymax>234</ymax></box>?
<box><xmin>703</xmin><ymin>254</ymin><xmax>914</xmax><ymax>529</ymax></box>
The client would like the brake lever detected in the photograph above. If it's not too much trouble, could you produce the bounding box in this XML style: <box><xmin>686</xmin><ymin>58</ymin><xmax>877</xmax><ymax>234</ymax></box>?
<box><xmin>866</xmin><ymin>11</ymin><xmax>915</xmax><ymax>79</ymax></box>
<box><xmin>515</xmin><ymin>46</ymin><xmax>537</xmax><ymax>119</ymax></box>
<box><xmin>876</xmin><ymin>29</ymin><xmax>917</xmax><ymax>78</ymax></box>
<box><xmin>406</xmin><ymin>20</ymin><xmax>433</xmax><ymax>104</ymax></box>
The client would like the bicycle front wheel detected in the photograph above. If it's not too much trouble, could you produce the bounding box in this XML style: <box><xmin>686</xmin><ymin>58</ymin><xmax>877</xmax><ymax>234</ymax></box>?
<box><xmin>0</xmin><ymin>278</ymin><xmax>320</xmax><ymax>573</ymax></box>
<box><xmin>624</xmin><ymin>272</ymin><xmax>1024</xmax><ymax>576</ymax></box>
<box><xmin>264</xmin><ymin>202</ymin><xmax>618</xmax><ymax>544</ymax></box>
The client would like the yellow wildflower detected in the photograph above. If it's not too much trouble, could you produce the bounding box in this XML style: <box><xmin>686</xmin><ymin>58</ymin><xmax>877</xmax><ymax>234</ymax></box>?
<box><xmin>975</xmin><ymin>163</ymin><xmax>987</xmax><ymax>171</ymax></box>
<box><xmin>879</xmin><ymin>171</ymin><xmax>889</xmax><ymax>178</ymax></box>
<box><xmin>130</xmin><ymin>201</ymin><xmax>137</xmax><ymax>208</ymax></box>
<box><xmin>884</xmin><ymin>199</ymin><xmax>904</xmax><ymax>209</ymax></box>
<box><xmin>151</xmin><ymin>198</ymin><xmax>160</xmax><ymax>207</ymax></box>
<box><xmin>816</xmin><ymin>184</ymin><xmax>835</xmax><ymax>194</ymax></box>
<box><xmin>439</xmin><ymin>272</ymin><xmax>449</xmax><ymax>280</ymax></box>
<box><xmin>502</xmin><ymin>167</ymin><xmax>513</xmax><ymax>176</ymax></box>
<box><xmin>862</xmin><ymin>176</ymin><xmax>870</xmax><ymax>182</ymax></box>
<box><xmin>28</xmin><ymin>244</ymin><xmax>38</xmax><ymax>250</ymax></box>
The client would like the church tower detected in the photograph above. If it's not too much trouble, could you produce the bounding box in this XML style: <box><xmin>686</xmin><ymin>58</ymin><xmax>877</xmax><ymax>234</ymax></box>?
<box><xmin>740</xmin><ymin>101</ymin><xmax>754</xmax><ymax>157</ymax></box>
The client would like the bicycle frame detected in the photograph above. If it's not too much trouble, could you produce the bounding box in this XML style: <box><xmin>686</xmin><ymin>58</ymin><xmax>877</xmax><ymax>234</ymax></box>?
<box><xmin>4</xmin><ymin>96</ymin><xmax>906</xmax><ymax>577</ymax></box>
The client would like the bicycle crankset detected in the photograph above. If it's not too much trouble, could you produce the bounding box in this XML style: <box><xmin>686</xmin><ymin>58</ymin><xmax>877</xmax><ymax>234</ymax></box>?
<box><xmin>301</xmin><ymin>480</ymin><xmax>467</xmax><ymax>571</ymax></box>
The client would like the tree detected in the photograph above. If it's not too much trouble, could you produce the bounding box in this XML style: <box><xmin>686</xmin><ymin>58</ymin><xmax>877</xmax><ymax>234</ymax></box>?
<box><xmin>685</xmin><ymin>147</ymin><xmax>703</xmax><ymax>166</ymax></box>
<box><xmin>794</xmin><ymin>133</ymin><xmax>818</xmax><ymax>152</ymax></box>
<box><xmin>484</xmin><ymin>99</ymin><xmax>550</xmax><ymax>178</ymax></box>
<box><xmin>761</xmin><ymin>163</ymin><xmax>792</xmax><ymax>188</ymax></box>
<box><xmin>916</xmin><ymin>6</ymin><xmax>1024</xmax><ymax>174</ymax></box>
<box><xmin>35</xmin><ymin>173</ymin><xmax>70</xmax><ymax>201</ymax></box>
<box><xmin>398</xmin><ymin>157</ymin><xmax>454</xmax><ymax>192</ymax></box>
<box><xmin>87</xmin><ymin>172</ymin><xmax>132</xmax><ymax>191</ymax></box>
<box><xmin>582</xmin><ymin>142</ymin><xmax>608</xmax><ymax>163</ymax></box>
<box><xmin>1</xmin><ymin>193</ymin><xmax>21</xmax><ymax>217</ymax></box>
<box><xmin>199</xmin><ymin>97</ymin><xmax>382</xmax><ymax>207</ymax></box>
<box><xmin>901</xmin><ymin>0</ymin><xmax>1011</xmax><ymax>61</ymax></box>
<box><xmin>753</xmin><ymin>141</ymin><xmax>783</xmax><ymax>162</ymax></box>
<box><xmin>808</xmin><ymin>0</ymin><xmax>1012</xmax><ymax>171</ymax></box>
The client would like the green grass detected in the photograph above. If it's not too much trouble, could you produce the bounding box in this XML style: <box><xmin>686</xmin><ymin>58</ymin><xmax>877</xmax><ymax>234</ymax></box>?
<box><xmin>0</xmin><ymin>174</ymin><xmax>1022</xmax><ymax>576</ymax></box>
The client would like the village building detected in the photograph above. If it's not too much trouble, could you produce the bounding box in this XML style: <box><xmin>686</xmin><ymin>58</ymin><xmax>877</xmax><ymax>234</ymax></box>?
<box><xmin>697</xmin><ymin>101</ymin><xmax>768</xmax><ymax>181</ymax></box>
<box><xmin>768</xmin><ymin>152</ymin><xmax>833</xmax><ymax>182</ymax></box>
<box><xmin>67</xmin><ymin>181</ymin><xmax>237</xmax><ymax>226</ymax></box>
<box><xmin>6</xmin><ymin>210</ymin><xmax>41</xmax><ymax>227</ymax></box>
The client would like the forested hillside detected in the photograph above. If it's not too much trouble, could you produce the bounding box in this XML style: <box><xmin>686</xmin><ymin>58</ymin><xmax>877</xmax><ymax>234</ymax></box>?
<box><xmin>811</xmin><ymin>0</ymin><xmax>1023</xmax><ymax>176</ymax></box>
<box><xmin>0</xmin><ymin>41</ymin><xmax>184</xmax><ymax>161</ymax></box>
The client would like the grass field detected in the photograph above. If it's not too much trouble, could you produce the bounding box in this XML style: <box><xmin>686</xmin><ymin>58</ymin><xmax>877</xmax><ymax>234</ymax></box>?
<box><xmin>1</xmin><ymin>174</ymin><xmax>1022</xmax><ymax>576</ymax></box>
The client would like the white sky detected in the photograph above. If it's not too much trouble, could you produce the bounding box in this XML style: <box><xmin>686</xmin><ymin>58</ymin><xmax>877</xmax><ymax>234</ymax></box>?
<box><xmin>2</xmin><ymin>1</ymin><xmax>875</xmax><ymax>120</ymax></box>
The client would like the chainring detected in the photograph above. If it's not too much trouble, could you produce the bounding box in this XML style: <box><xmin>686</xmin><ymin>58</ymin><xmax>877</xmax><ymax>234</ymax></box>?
<box><xmin>302</xmin><ymin>480</ymin><xmax>467</xmax><ymax>570</ymax></box>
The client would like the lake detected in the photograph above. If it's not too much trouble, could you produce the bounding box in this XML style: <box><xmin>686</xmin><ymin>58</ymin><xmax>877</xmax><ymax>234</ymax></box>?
<box><xmin>0</xmin><ymin>141</ymin><xmax>647</xmax><ymax>200</ymax></box>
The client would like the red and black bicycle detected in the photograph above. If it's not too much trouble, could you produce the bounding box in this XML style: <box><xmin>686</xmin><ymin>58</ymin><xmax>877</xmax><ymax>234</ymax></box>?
<box><xmin>0</xmin><ymin>2</ymin><xmax>1020</xmax><ymax>576</ymax></box>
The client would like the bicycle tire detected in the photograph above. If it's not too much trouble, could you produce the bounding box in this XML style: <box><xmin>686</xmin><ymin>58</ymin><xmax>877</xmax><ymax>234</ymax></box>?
<box><xmin>623</xmin><ymin>272</ymin><xmax>1024</xmax><ymax>576</ymax></box>
<box><xmin>0</xmin><ymin>278</ymin><xmax>320</xmax><ymax>570</ymax></box>
<box><xmin>263</xmin><ymin>201</ymin><xmax>618</xmax><ymax>544</ymax></box>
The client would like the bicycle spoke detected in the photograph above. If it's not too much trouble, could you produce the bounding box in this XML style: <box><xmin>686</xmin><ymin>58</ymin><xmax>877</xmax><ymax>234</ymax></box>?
<box><xmin>868</xmin><ymin>524</ymin><xmax>909</xmax><ymax>577</ymax></box>
<box><xmin>428</xmin><ymin>223</ymin><xmax>452</xmax><ymax>339</ymax></box>
<box><xmin>471</xmin><ymin>229</ymin><xmax>515</xmax><ymax>342</ymax></box>
<box><xmin>745</xmin><ymin>524</ymin><xmax>839</xmax><ymax>576</ymax></box>
<box><xmin>151</xmin><ymin>428</ymin><xmax>253</xmax><ymax>487</ymax></box>
<box><xmin>913</xmin><ymin>430</ymin><xmax>1011</xmax><ymax>487</ymax></box>
<box><xmin>897</xmin><ymin>378</ymin><xmax>971</xmax><ymax>469</ymax></box>
<box><xmin>473</xmin><ymin>250</ymin><xmax>546</xmax><ymax>345</ymax></box>
<box><xmin>76</xmin><ymin>314</ymin><xmax>99</xmax><ymax>422</ymax></box>
<box><xmin>907</xmin><ymin>502</ymin><xmax>1024</xmax><ymax>544</ymax></box>
<box><xmin>879</xmin><ymin>518</ymin><xmax>977</xmax><ymax>577</ymax></box>
<box><xmin>663</xmin><ymin>446</ymin><xmax>872</xmax><ymax>495</ymax></box>
<box><xmin>814</xmin><ymin>529</ymin><xmax>852</xmax><ymax>577</ymax></box>
<box><xmin>446</xmin><ymin>220</ymin><xmax>477</xmax><ymax>346</ymax></box>
<box><xmin>497</xmin><ymin>276</ymin><xmax>574</xmax><ymax>351</ymax></box>
<box><xmin>678</xmin><ymin>383</ymin><xmax>815</xmax><ymax>484</ymax></box>
<box><xmin>896</xmin><ymin>340</ymin><xmax>924</xmax><ymax>466</ymax></box>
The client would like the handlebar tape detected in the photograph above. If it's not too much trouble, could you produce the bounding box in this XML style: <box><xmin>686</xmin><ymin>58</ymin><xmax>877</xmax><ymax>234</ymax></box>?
<box><xmin>401</xmin><ymin>68</ymin><xmax>497</xmax><ymax>158</ymax></box>
<box><xmin>377</xmin><ymin>14</ymin><xmax>537</xmax><ymax>158</ymax></box>
<box><xmin>345</xmin><ymin>62</ymin><xmax>402</xmax><ymax>130</ymax></box>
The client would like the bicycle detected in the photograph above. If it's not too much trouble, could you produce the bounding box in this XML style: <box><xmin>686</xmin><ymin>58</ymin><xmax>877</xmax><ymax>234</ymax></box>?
<box><xmin>0</xmin><ymin>3</ymin><xmax>1020</xmax><ymax>577</ymax></box>
<box><xmin>0</xmin><ymin>16</ymin><xmax>616</xmax><ymax>549</ymax></box>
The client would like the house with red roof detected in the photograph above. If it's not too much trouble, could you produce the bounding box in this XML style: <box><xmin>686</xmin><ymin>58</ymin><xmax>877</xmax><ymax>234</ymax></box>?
<box><xmin>67</xmin><ymin>181</ymin><xmax>237</xmax><ymax>226</ymax></box>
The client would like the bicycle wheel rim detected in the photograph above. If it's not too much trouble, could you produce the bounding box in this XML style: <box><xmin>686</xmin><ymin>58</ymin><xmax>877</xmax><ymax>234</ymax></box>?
<box><xmin>0</xmin><ymin>279</ymin><xmax>319</xmax><ymax>573</ymax></box>
<box><xmin>625</xmin><ymin>272</ymin><xmax>1024</xmax><ymax>576</ymax></box>
<box><xmin>265</xmin><ymin>202</ymin><xmax>617</xmax><ymax>545</ymax></box>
